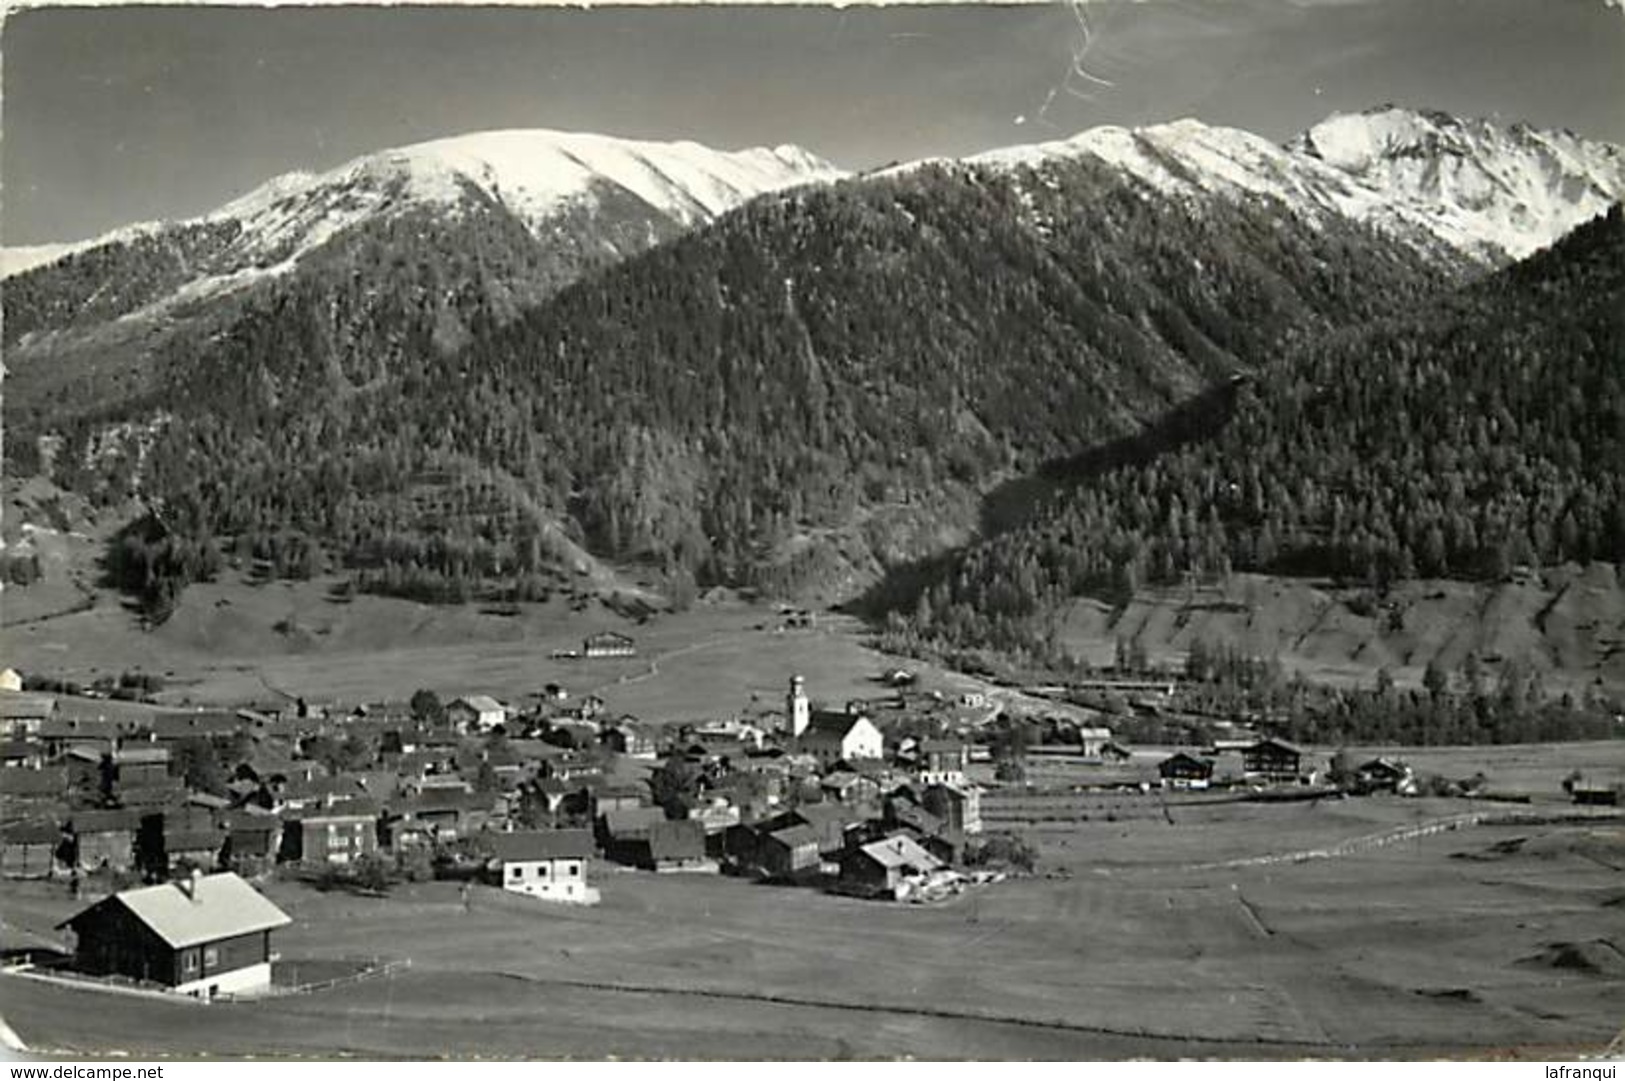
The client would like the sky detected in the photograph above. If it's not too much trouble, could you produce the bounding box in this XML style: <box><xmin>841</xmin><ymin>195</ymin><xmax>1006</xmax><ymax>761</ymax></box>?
<box><xmin>3</xmin><ymin>0</ymin><xmax>1623</xmax><ymax>245</ymax></box>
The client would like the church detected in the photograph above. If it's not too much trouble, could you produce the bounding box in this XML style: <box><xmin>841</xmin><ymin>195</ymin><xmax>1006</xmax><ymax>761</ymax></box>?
<box><xmin>785</xmin><ymin>675</ymin><xmax>883</xmax><ymax>767</ymax></box>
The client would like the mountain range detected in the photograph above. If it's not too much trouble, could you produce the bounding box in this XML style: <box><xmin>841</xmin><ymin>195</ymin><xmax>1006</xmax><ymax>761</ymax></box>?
<box><xmin>3</xmin><ymin>105</ymin><xmax>1622</xmax><ymax>638</ymax></box>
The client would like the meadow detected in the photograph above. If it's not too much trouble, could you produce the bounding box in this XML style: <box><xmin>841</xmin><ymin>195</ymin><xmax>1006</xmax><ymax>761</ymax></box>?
<box><xmin>3</xmin><ymin>792</ymin><xmax>1620</xmax><ymax>1060</ymax></box>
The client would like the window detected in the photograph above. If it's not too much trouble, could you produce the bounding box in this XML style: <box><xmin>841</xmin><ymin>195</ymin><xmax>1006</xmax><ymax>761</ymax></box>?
<box><xmin>510</xmin><ymin>865</ymin><xmax>523</xmax><ymax>880</ymax></box>
<box><xmin>182</xmin><ymin>950</ymin><xmax>199</xmax><ymax>973</ymax></box>
<box><xmin>204</xmin><ymin>946</ymin><xmax>219</xmax><ymax>968</ymax></box>
<box><xmin>569</xmin><ymin>863</ymin><xmax>579</xmax><ymax>877</ymax></box>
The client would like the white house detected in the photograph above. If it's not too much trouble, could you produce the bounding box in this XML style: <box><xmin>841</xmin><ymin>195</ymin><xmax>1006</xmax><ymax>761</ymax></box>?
<box><xmin>0</xmin><ymin>668</ymin><xmax>22</xmax><ymax>693</ymax></box>
<box><xmin>447</xmin><ymin>695</ymin><xmax>507</xmax><ymax>734</ymax></box>
<box><xmin>488</xmin><ymin>830</ymin><xmax>599</xmax><ymax>905</ymax></box>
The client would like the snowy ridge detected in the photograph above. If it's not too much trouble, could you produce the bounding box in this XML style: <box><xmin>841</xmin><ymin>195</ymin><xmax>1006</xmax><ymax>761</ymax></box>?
<box><xmin>4</xmin><ymin>128</ymin><xmax>845</xmax><ymax>283</ymax></box>
<box><xmin>966</xmin><ymin>107</ymin><xmax>1625</xmax><ymax>261</ymax></box>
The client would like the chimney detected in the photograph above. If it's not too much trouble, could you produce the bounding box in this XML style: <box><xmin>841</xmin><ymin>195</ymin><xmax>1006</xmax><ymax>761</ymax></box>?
<box><xmin>178</xmin><ymin>867</ymin><xmax>204</xmax><ymax>902</ymax></box>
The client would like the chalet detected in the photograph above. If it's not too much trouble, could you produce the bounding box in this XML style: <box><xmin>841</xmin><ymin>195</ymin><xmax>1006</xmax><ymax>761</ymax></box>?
<box><xmin>0</xmin><ymin>693</ymin><xmax>56</xmax><ymax>737</ymax></box>
<box><xmin>0</xmin><ymin>739</ymin><xmax>46</xmax><ymax>769</ymax></box>
<box><xmin>37</xmin><ymin>717</ymin><xmax>128</xmax><ymax>756</ymax></box>
<box><xmin>592</xmin><ymin>782</ymin><xmax>648</xmax><ymax>816</ymax></box>
<box><xmin>600</xmin><ymin>719</ymin><xmax>657</xmax><ymax>759</ymax></box>
<box><xmin>1157</xmin><ymin>752</ymin><xmax>1215</xmax><ymax>790</ymax></box>
<box><xmin>286</xmin><ymin>799</ymin><xmax>378</xmax><ymax>865</ymax></box>
<box><xmin>1243</xmin><ymin>738</ymin><xmax>1305</xmax><ymax>784</ymax></box>
<box><xmin>1</xmin><ymin>823</ymin><xmax>62</xmax><ymax>878</ymax></box>
<box><xmin>487</xmin><ymin>829</ymin><xmax>599</xmax><ymax>904</ymax></box>
<box><xmin>756</xmin><ymin>824</ymin><xmax>821</xmax><ymax>880</ymax></box>
<box><xmin>114</xmin><ymin>746</ymin><xmax>173</xmax><ymax>788</ymax></box>
<box><xmin>0</xmin><ymin>668</ymin><xmax>21</xmax><ymax>693</ymax></box>
<box><xmin>922</xmin><ymin>783</ymin><xmax>983</xmax><ymax>835</ymax></box>
<box><xmin>837</xmin><ymin>834</ymin><xmax>945</xmax><ymax>900</ymax></box>
<box><xmin>58</xmin><ymin>871</ymin><xmax>291</xmax><ymax>999</ymax></box>
<box><xmin>582</xmin><ymin>631</ymin><xmax>636</xmax><ymax>659</ymax></box>
<box><xmin>918</xmin><ymin>740</ymin><xmax>969</xmax><ymax>786</ymax></box>
<box><xmin>821</xmin><ymin>769</ymin><xmax>881</xmax><ymax>806</ymax></box>
<box><xmin>1355</xmin><ymin>758</ymin><xmax>1414</xmax><ymax>794</ymax></box>
<box><xmin>66</xmin><ymin>809</ymin><xmax>141</xmax><ymax>872</ymax></box>
<box><xmin>447</xmin><ymin>695</ymin><xmax>507</xmax><ymax>735</ymax></box>
<box><xmin>1</xmin><ymin>764</ymin><xmax>67</xmax><ymax>806</ymax></box>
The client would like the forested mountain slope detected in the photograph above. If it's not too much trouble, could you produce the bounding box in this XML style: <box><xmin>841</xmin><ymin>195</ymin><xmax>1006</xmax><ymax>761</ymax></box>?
<box><xmin>879</xmin><ymin>204</ymin><xmax>1625</xmax><ymax>659</ymax></box>
<box><xmin>22</xmin><ymin>150</ymin><xmax>1458</xmax><ymax>618</ymax></box>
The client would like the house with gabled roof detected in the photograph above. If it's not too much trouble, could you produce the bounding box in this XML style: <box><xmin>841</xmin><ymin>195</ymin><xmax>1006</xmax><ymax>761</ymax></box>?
<box><xmin>1</xmin><ymin>822</ymin><xmax>62</xmax><ymax>879</ymax></box>
<box><xmin>486</xmin><ymin>829</ymin><xmax>599</xmax><ymax>904</ymax></box>
<box><xmin>0</xmin><ymin>692</ymin><xmax>56</xmax><ymax>737</ymax></box>
<box><xmin>448</xmin><ymin>695</ymin><xmax>507</xmax><ymax>735</ymax></box>
<box><xmin>1243</xmin><ymin>738</ymin><xmax>1305</xmax><ymax>784</ymax></box>
<box><xmin>837</xmin><ymin>834</ymin><xmax>946</xmax><ymax>900</ymax></box>
<box><xmin>58</xmin><ymin>871</ymin><xmax>291</xmax><ymax>999</ymax></box>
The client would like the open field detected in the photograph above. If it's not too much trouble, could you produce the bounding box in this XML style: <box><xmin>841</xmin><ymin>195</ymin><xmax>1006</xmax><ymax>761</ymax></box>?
<box><xmin>3</xmin><ymin>793</ymin><xmax>1621</xmax><ymax>1060</ymax></box>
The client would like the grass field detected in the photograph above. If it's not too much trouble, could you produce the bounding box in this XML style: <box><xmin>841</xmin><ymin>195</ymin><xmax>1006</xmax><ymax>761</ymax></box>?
<box><xmin>3</xmin><ymin>792</ymin><xmax>1621</xmax><ymax>1060</ymax></box>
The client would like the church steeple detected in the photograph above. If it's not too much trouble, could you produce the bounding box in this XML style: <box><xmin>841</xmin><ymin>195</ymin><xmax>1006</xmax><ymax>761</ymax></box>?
<box><xmin>787</xmin><ymin>674</ymin><xmax>810</xmax><ymax>738</ymax></box>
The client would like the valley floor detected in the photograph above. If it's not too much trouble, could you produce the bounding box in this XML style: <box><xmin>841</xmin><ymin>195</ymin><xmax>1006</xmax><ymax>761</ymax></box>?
<box><xmin>2</xmin><ymin>795</ymin><xmax>1620</xmax><ymax>1060</ymax></box>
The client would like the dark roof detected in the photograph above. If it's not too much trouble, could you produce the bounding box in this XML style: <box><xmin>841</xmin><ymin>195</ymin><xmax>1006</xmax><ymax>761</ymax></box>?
<box><xmin>764</xmin><ymin>824</ymin><xmax>820</xmax><ymax>848</ymax></box>
<box><xmin>0</xmin><ymin>693</ymin><xmax>56</xmax><ymax>720</ymax></box>
<box><xmin>487</xmin><ymin>830</ymin><xmax>595</xmax><ymax>862</ymax></box>
<box><xmin>148</xmin><ymin>712</ymin><xmax>244</xmax><ymax>740</ymax></box>
<box><xmin>1</xmin><ymin>823</ymin><xmax>62</xmax><ymax>846</ymax></box>
<box><xmin>165</xmin><ymin>829</ymin><xmax>224</xmax><ymax>854</ymax></box>
<box><xmin>0</xmin><ymin>739</ymin><xmax>43</xmax><ymax>758</ymax></box>
<box><xmin>648</xmin><ymin>819</ymin><xmax>705</xmax><ymax>860</ymax></box>
<box><xmin>303</xmin><ymin>797</ymin><xmax>380</xmax><ymax>820</ymax></box>
<box><xmin>802</xmin><ymin>711</ymin><xmax>867</xmax><ymax>741</ymax></box>
<box><xmin>67</xmin><ymin>809</ymin><xmax>142</xmax><ymax>834</ymax></box>
<box><xmin>1247</xmin><ymin>737</ymin><xmax>1304</xmax><ymax>756</ymax></box>
<box><xmin>0</xmin><ymin>768</ymin><xmax>67</xmax><ymax>797</ymax></box>
<box><xmin>603</xmin><ymin>806</ymin><xmax>666</xmax><ymax>838</ymax></box>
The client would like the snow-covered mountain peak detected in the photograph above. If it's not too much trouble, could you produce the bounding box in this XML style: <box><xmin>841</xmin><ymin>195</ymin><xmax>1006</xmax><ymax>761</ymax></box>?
<box><xmin>6</xmin><ymin>128</ymin><xmax>845</xmax><ymax>283</ymax></box>
<box><xmin>968</xmin><ymin>108</ymin><xmax>1625</xmax><ymax>262</ymax></box>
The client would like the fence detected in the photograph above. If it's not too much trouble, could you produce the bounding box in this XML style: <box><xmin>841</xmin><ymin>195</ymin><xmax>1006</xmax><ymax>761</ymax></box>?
<box><xmin>220</xmin><ymin>956</ymin><xmax>412</xmax><ymax>1002</ymax></box>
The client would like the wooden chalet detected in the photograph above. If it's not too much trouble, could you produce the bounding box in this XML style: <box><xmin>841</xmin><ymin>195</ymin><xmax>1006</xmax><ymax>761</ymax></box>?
<box><xmin>836</xmin><ymin>834</ymin><xmax>945</xmax><ymax>900</ymax></box>
<box><xmin>1157</xmin><ymin>752</ymin><xmax>1215</xmax><ymax>790</ymax></box>
<box><xmin>1</xmin><ymin>823</ymin><xmax>62</xmax><ymax>878</ymax></box>
<box><xmin>582</xmin><ymin>631</ymin><xmax>636</xmax><ymax>659</ymax></box>
<box><xmin>58</xmin><ymin>871</ymin><xmax>291</xmax><ymax>999</ymax></box>
<box><xmin>1243</xmin><ymin>738</ymin><xmax>1305</xmax><ymax>783</ymax></box>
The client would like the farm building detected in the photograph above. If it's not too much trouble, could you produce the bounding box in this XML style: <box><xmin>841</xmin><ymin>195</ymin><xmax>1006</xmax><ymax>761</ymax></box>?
<box><xmin>447</xmin><ymin>695</ymin><xmax>507</xmax><ymax>734</ymax></box>
<box><xmin>148</xmin><ymin>712</ymin><xmax>243</xmax><ymax>743</ymax></box>
<box><xmin>0</xmin><ymin>692</ymin><xmax>57</xmax><ymax>737</ymax></box>
<box><xmin>1076</xmin><ymin>727</ymin><xmax>1116</xmax><ymax>757</ymax></box>
<box><xmin>582</xmin><ymin>631</ymin><xmax>636</xmax><ymax>659</ymax></box>
<box><xmin>220</xmin><ymin>815</ymin><xmax>282</xmax><ymax>875</ymax></box>
<box><xmin>647</xmin><ymin>820</ymin><xmax>711</xmax><ymax>872</ymax></box>
<box><xmin>0</xmin><ymin>668</ymin><xmax>21</xmax><ymax>693</ymax></box>
<box><xmin>487</xmin><ymin>829</ymin><xmax>599</xmax><ymax>905</ymax></box>
<box><xmin>1157</xmin><ymin>752</ymin><xmax>1215</xmax><ymax>790</ymax></box>
<box><xmin>756</xmin><ymin>824</ymin><xmax>822</xmax><ymax>880</ymax></box>
<box><xmin>837</xmin><ymin>835</ymin><xmax>945</xmax><ymax>900</ymax></box>
<box><xmin>1355</xmin><ymin>758</ymin><xmax>1414</xmax><ymax>794</ymax></box>
<box><xmin>1243</xmin><ymin>739</ymin><xmax>1305</xmax><ymax>783</ymax></box>
<box><xmin>66</xmin><ymin>810</ymin><xmax>141</xmax><ymax>872</ymax></box>
<box><xmin>144</xmin><ymin>810</ymin><xmax>227</xmax><ymax>877</ymax></box>
<box><xmin>57</xmin><ymin>871</ymin><xmax>291</xmax><ymax>1000</ymax></box>
<box><xmin>1</xmin><ymin>823</ymin><xmax>62</xmax><ymax>878</ymax></box>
